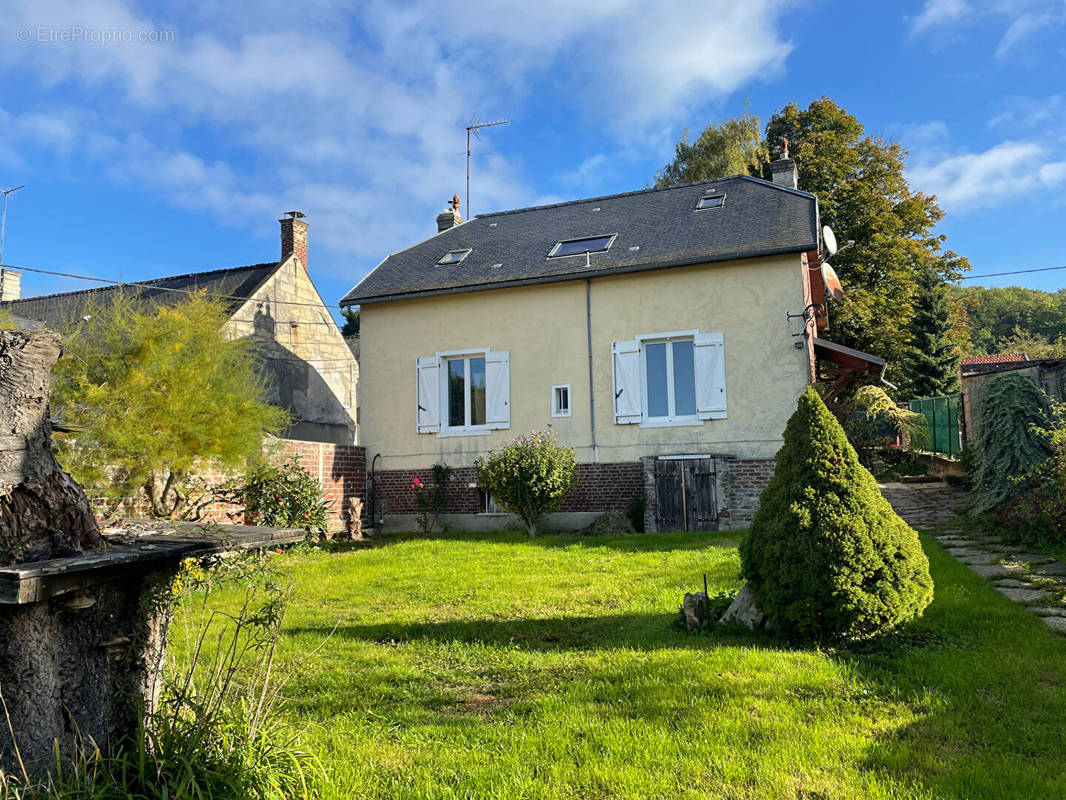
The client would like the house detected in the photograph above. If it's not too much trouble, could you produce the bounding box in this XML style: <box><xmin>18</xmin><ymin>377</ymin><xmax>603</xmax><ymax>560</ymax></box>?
<box><xmin>960</xmin><ymin>353</ymin><xmax>1066</xmax><ymax>446</ymax></box>
<box><xmin>1</xmin><ymin>214</ymin><xmax>364</xmax><ymax>529</ymax></box>
<box><xmin>343</xmin><ymin>156</ymin><xmax>879</xmax><ymax>532</ymax></box>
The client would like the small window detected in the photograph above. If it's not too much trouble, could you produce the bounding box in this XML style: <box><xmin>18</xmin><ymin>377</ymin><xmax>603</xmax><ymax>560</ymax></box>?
<box><xmin>644</xmin><ymin>338</ymin><xmax>696</xmax><ymax>420</ymax></box>
<box><xmin>551</xmin><ymin>384</ymin><xmax>572</xmax><ymax>417</ymax></box>
<box><xmin>548</xmin><ymin>234</ymin><xmax>615</xmax><ymax>258</ymax></box>
<box><xmin>438</xmin><ymin>248</ymin><xmax>471</xmax><ymax>265</ymax></box>
<box><xmin>479</xmin><ymin>489</ymin><xmax>504</xmax><ymax>514</ymax></box>
<box><xmin>695</xmin><ymin>194</ymin><xmax>725</xmax><ymax>210</ymax></box>
<box><xmin>446</xmin><ymin>355</ymin><xmax>486</xmax><ymax>428</ymax></box>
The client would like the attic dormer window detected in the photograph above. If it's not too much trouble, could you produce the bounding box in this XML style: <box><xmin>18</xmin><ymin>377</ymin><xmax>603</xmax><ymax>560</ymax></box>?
<box><xmin>696</xmin><ymin>194</ymin><xmax>726</xmax><ymax>210</ymax></box>
<box><xmin>438</xmin><ymin>249</ymin><xmax>471</xmax><ymax>265</ymax></box>
<box><xmin>548</xmin><ymin>234</ymin><xmax>615</xmax><ymax>259</ymax></box>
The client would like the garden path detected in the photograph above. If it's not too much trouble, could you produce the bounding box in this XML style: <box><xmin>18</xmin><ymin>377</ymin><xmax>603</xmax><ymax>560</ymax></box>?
<box><xmin>881</xmin><ymin>481</ymin><xmax>1066</xmax><ymax>636</ymax></box>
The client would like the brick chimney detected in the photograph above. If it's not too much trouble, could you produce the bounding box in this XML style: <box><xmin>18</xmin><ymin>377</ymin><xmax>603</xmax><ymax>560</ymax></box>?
<box><xmin>0</xmin><ymin>268</ymin><xmax>21</xmax><ymax>301</ymax></box>
<box><xmin>436</xmin><ymin>194</ymin><xmax>463</xmax><ymax>232</ymax></box>
<box><xmin>280</xmin><ymin>211</ymin><xmax>308</xmax><ymax>268</ymax></box>
<box><xmin>771</xmin><ymin>136</ymin><xmax>798</xmax><ymax>190</ymax></box>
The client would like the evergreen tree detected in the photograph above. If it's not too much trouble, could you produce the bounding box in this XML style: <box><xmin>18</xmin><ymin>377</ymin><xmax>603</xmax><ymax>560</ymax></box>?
<box><xmin>740</xmin><ymin>387</ymin><xmax>933</xmax><ymax>641</ymax></box>
<box><xmin>907</xmin><ymin>268</ymin><xmax>960</xmax><ymax>397</ymax></box>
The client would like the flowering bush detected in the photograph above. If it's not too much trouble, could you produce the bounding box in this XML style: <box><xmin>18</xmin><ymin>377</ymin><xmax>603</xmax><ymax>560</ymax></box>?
<box><xmin>412</xmin><ymin>463</ymin><xmax>451</xmax><ymax>533</ymax></box>
<box><xmin>224</xmin><ymin>456</ymin><xmax>331</xmax><ymax>534</ymax></box>
<box><xmin>475</xmin><ymin>431</ymin><xmax>578</xmax><ymax>537</ymax></box>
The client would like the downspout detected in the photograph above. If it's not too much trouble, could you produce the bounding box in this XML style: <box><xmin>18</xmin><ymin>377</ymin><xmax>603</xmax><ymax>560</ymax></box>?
<box><xmin>586</xmin><ymin>279</ymin><xmax>597</xmax><ymax>457</ymax></box>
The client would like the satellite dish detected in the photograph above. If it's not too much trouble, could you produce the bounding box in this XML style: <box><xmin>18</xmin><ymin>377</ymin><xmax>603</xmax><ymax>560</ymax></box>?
<box><xmin>822</xmin><ymin>261</ymin><xmax>844</xmax><ymax>302</ymax></box>
<box><xmin>822</xmin><ymin>225</ymin><xmax>838</xmax><ymax>257</ymax></box>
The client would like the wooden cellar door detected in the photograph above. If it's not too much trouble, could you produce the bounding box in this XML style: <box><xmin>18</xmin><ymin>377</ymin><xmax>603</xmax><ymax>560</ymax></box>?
<box><xmin>654</xmin><ymin>457</ymin><xmax>718</xmax><ymax>532</ymax></box>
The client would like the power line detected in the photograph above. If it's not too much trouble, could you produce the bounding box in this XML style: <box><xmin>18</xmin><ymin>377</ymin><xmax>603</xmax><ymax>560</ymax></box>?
<box><xmin>959</xmin><ymin>264</ymin><xmax>1066</xmax><ymax>281</ymax></box>
<box><xmin>3</xmin><ymin>262</ymin><xmax>351</xmax><ymax>311</ymax></box>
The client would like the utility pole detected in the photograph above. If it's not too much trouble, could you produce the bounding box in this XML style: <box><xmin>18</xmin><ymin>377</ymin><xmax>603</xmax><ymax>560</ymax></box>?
<box><xmin>0</xmin><ymin>185</ymin><xmax>25</xmax><ymax>267</ymax></box>
<box><xmin>466</xmin><ymin>119</ymin><xmax>509</xmax><ymax>219</ymax></box>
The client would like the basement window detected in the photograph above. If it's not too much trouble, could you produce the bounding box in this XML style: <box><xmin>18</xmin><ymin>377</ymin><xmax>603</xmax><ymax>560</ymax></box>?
<box><xmin>438</xmin><ymin>248</ymin><xmax>471</xmax><ymax>265</ymax></box>
<box><xmin>695</xmin><ymin>194</ymin><xmax>726</xmax><ymax>210</ymax></box>
<box><xmin>548</xmin><ymin>234</ymin><xmax>615</xmax><ymax>258</ymax></box>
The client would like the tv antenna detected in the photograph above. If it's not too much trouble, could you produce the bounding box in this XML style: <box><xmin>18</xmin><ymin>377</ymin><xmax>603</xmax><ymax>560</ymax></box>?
<box><xmin>466</xmin><ymin>118</ymin><xmax>509</xmax><ymax>219</ymax></box>
<box><xmin>0</xmin><ymin>185</ymin><xmax>25</xmax><ymax>267</ymax></box>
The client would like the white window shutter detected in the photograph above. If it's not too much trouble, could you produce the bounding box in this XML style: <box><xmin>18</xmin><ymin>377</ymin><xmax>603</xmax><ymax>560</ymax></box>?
<box><xmin>694</xmin><ymin>332</ymin><xmax>727</xmax><ymax>420</ymax></box>
<box><xmin>612</xmin><ymin>340</ymin><xmax>642</xmax><ymax>424</ymax></box>
<box><xmin>415</xmin><ymin>356</ymin><xmax>441</xmax><ymax>433</ymax></box>
<box><xmin>485</xmin><ymin>350</ymin><xmax>510</xmax><ymax>429</ymax></box>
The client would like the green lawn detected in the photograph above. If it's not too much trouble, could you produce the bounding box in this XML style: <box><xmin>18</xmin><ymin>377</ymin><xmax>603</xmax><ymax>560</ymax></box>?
<box><xmin>175</xmin><ymin>529</ymin><xmax>1066</xmax><ymax>799</ymax></box>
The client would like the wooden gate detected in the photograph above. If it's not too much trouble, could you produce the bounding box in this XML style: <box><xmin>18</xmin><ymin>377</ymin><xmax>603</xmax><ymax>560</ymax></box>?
<box><xmin>654</xmin><ymin>457</ymin><xmax>718</xmax><ymax>532</ymax></box>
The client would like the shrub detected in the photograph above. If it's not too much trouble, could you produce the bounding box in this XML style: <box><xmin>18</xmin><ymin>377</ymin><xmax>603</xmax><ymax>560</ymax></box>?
<box><xmin>625</xmin><ymin>494</ymin><xmax>646</xmax><ymax>533</ymax></box>
<box><xmin>740</xmin><ymin>386</ymin><xmax>933</xmax><ymax>642</ymax></box>
<box><xmin>971</xmin><ymin>372</ymin><xmax>1049</xmax><ymax>512</ymax></box>
<box><xmin>999</xmin><ymin>397</ymin><xmax>1066</xmax><ymax>544</ymax></box>
<box><xmin>475</xmin><ymin>431</ymin><xmax>578</xmax><ymax>537</ymax></box>
<box><xmin>411</xmin><ymin>463</ymin><xmax>451</xmax><ymax>533</ymax></box>
<box><xmin>225</xmin><ymin>456</ymin><xmax>331</xmax><ymax>534</ymax></box>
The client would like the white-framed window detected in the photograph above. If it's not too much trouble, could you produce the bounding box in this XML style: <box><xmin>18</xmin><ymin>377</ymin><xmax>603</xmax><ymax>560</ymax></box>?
<box><xmin>612</xmin><ymin>331</ymin><xmax>726</xmax><ymax>427</ymax></box>
<box><xmin>479</xmin><ymin>489</ymin><xmax>504</xmax><ymax>514</ymax></box>
<box><xmin>551</xmin><ymin>384</ymin><xmax>572</xmax><ymax>417</ymax></box>
<box><xmin>415</xmin><ymin>348</ymin><xmax>509</xmax><ymax>436</ymax></box>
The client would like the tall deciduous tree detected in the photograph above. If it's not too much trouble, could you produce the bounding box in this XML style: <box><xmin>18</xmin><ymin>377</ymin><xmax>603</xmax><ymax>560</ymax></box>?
<box><xmin>654</xmin><ymin>112</ymin><xmax>767</xmax><ymax>186</ymax></box>
<box><xmin>907</xmin><ymin>268</ymin><xmax>960</xmax><ymax>397</ymax></box>
<box><xmin>52</xmin><ymin>292</ymin><xmax>288</xmax><ymax>518</ymax></box>
<box><xmin>657</xmin><ymin>98</ymin><xmax>969</xmax><ymax>377</ymax></box>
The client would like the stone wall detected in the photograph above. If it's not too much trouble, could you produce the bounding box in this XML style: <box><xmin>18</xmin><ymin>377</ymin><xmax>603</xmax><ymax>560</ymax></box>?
<box><xmin>88</xmin><ymin>438</ymin><xmax>366</xmax><ymax>533</ymax></box>
<box><xmin>641</xmin><ymin>455</ymin><xmax>775</xmax><ymax>532</ymax></box>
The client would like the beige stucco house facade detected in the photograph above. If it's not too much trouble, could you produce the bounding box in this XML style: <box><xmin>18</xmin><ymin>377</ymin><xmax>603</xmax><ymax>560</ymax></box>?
<box><xmin>345</xmin><ymin>160</ymin><xmax>848</xmax><ymax>532</ymax></box>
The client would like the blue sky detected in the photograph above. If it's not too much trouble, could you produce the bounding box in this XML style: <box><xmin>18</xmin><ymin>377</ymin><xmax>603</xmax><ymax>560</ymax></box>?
<box><xmin>1</xmin><ymin>0</ymin><xmax>1064</xmax><ymax>322</ymax></box>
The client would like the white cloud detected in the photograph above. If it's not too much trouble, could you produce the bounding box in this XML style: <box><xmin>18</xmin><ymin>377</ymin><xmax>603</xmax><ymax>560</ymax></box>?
<box><xmin>908</xmin><ymin>140</ymin><xmax>1066</xmax><ymax>211</ymax></box>
<box><xmin>989</xmin><ymin>94</ymin><xmax>1065</xmax><ymax>128</ymax></box>
<box><xmin>0</xmin><ymin>0</ymin><xmax>796</xmax><ymax>282</ymax></box>
<box><xmin>995</xmin><ymin>11</ymin><xmax>1058</xmax><ymax>58</ymax></box>
<box><xmin>909</xmin><ymin>0</ymin><xmax>970</xmax><ymax>35</ymax></box>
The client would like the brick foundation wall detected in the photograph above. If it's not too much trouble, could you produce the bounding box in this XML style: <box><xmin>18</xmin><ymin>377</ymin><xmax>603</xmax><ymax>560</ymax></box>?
<box><xmin>719</xmin><ymin>457</ymin><xmax>776</xmax><ymax>527</ymax></box>
<box><xmin>370</xmin><ymin>461</ymin><xmax>643</xmax><ymax>517</ymax></box>
<box><xmin>89</xmin><ymin>439</ymin><xmax>366</xmax><ymax>532</ymax></box>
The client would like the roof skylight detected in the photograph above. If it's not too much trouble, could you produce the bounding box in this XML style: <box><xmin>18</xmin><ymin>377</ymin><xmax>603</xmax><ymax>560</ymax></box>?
<box><xmin>696</xmin><ymin>194</ymin><xmax>726</xmax><ymax>210</ymax></box>
<box><xmin>438</xmin><ymin>248</ymin><xmax>472</xmax><ymax>265</ymax></box>
<box><xmin>548</xmin><ymin>234</ymin><xmax>615</xmax><ymax>259</ymax></box>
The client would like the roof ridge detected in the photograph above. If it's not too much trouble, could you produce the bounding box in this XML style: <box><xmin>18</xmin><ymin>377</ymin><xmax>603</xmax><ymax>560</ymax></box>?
<box><xmin>475</xmin><ymin>176</ymin><xmax>750</xmax><ymax>219</ymax></box>
<box><xmin>3</xmin><ymin>262</ymin><xmax>278</xmax><ymax>305</ymax></box>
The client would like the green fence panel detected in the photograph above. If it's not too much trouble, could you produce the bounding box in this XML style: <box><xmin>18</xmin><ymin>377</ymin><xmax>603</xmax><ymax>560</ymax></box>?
<box><xmin>908</xmin><ymin>394</ymin><xmax>961</xmax><ymax>457</ymax></box>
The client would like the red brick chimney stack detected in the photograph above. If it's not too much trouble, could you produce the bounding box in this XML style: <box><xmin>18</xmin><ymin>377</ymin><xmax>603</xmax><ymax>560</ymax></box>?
<box><xmin>280</xmin><ymin>211</ymin><xmax>309</xmax><ymax>269</ymax></box>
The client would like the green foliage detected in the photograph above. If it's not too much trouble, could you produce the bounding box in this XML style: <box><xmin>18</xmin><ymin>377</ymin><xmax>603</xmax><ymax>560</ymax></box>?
<box><xmin>340</xmin><ymin>306</ymin><xmax>360</xmax><ymax>338</ymax></box>
<box><xmin>624</xmin><ymin>494</ymin><xmax>646</xmax><ymax>533</ymax></box>
<box><xmin>971</xmin><ymin>372</ymin><xmax>1050</xmax><ymax>512</ymax></box>
<box><xmin>822</xmin><ymin>384</ymin><xmax>928</xmax><ymax>467</ymax></box>
<box><xmin>475</xmin><ymin>430</ymin><xmax>578</xmax><ymax>537</ymax></box>
<box><xmin>411</xmin><ymin>463</ymin><xmax>451</xmax><ymax>533</ymax></box>
<box><xmin>907</xmin><ymin>269</ymin><xmax>960</xmax><ymax>396</ymax></box>
<box><xmin>658</xmin><ymin>99</ymin><xmax>969</xmax><ymax>375</ymax></box>
<box><xmin>51</xmin><ymin>292</ymin><xmax>288</xmax><ymax>519</ymax></box>
<box><xmin>224</xmin><ymin>455</ymin><xmax>332</xmax><ymax>534</ymax></box>
<box><xmin>950</xmin><ymin>283</ymin><xmax>1066</xmax><ymax>356</ymax></box>
<box><xmin>741</xmin><ymin>387</ymin><xmax>933</xmax><ymax>641</ymax></box>
<box><xmin>654</xmin><ymin>111</ymin><xmax>767</xmax><ymax>186</ymax></box>
<box><xmin>763</xmin><ymin>99</ymin><xmax>968</xmax><ymax>375</ymax></box>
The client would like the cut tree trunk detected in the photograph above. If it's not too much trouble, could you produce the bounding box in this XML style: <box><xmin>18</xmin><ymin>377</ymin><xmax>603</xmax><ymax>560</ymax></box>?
<box><xmin>0</xmin><ymin>331</ymin><xmax>172</xmax><ymax>772</ymax></box>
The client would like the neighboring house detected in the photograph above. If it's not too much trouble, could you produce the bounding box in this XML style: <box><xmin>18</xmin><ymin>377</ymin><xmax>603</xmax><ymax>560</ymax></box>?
<box><xmin>960</xmin><ymin>353</ymin><xmax>1066</xmax><ymax>446</ymax></box>
<box><xmin>1</xmin><ymin>213</ymin><xmax>357</xmax><ymax>445</ymax></box>
<box><xmin>1</xmin><ymin>214</ymin><xmax>364</xmax><ymax>531</ymax></box>
<box><xmin>343</xmin><ymin>157</ymin><xmax>879</xmax><ymax>532</ymax></box>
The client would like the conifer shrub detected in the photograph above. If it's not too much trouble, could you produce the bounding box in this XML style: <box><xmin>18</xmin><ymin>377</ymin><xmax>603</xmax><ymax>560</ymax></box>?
<box><xmin>971</xmin><ymin>372</ymin><xmax>1050</xmax><ymax>512</ymax></box>
<box><xmin>740</xmin><ymin>387</ymin><xmax>933</xmax><ymax>641</ymax></box>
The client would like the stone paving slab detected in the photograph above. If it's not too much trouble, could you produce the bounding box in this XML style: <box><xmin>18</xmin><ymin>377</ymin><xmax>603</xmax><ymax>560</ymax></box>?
<box><xmin>880</xmin><ymin>481</ymin><xmax>1066</xmax><ymax>635</ymax></box>
<box><xmin>995</xmin><ymin>586</ymin><xmax>1052</xmax><ymax>603</ymax></box>
<box><xmin>1034</xmin><ymin>607</ymin><xmax>1066</xmax><ymax>617</ymax></box>
<box><xmin>1041</xmin><ymin>616</ymin><xmax>1066</xmax><ymax>634</ymax></box>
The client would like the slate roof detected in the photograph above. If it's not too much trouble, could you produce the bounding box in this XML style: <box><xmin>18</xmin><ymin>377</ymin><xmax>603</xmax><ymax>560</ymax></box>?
<box><xmin>0</xmin><ymin>263</ymin><xmax>280</xmax><ymax>329</ymax></box>
<box><xmin>340</xmin><ymin>175</ymin><xmax>819</xmax><ymax>305</ymax></box>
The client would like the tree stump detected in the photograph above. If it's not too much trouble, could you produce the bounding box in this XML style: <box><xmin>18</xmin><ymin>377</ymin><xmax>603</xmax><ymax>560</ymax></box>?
<box><xmin>0</xmin><ymin>331</ymin><xmax>171</xmax><ymax>771</ymax></box>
